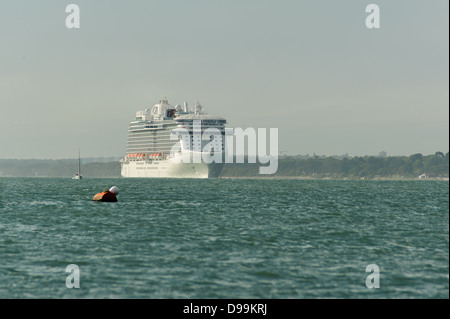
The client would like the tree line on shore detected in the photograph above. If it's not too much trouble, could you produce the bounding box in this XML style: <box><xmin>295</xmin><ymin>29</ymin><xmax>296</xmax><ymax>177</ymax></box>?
<box><xmin>222</xmin><ymin>152</ymin><xmax>449</xmax><ymax>179</ymax></box>
<box><xmin>0</xmin><ymin>152</ymin><xmax>448</xmax><ymax>179</ymax></box>
<box><xmin>0</xmin><ymin>159</ymin><xmax>121</xmax><ymax>178</ymax></box>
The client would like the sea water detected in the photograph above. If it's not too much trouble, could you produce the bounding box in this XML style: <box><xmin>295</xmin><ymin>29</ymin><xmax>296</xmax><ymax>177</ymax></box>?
<box><xmin>0</xmin><ymin>178</ymin><xmax>448</xmax><ymax>298</ymax></box>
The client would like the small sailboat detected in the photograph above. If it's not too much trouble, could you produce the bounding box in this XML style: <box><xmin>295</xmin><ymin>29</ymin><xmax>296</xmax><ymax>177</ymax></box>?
<box><xmin>72</xmin><ymin>150</ymin><xmax>83</xmax><ymax>180</ymax></box>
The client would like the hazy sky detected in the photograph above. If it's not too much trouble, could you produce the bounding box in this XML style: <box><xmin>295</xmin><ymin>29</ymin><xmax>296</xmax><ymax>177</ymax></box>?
<box><xmin>0</xmin><ymin>0</ymin><xmax>448</xmax><ymax>159</ymax></box>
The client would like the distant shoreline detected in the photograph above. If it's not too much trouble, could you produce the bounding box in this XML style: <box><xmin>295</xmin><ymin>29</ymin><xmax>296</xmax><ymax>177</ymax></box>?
<box><xmin>1</xmin><ymin>176</ymin><xmax>448</xmax><ymax>182</ymax></box>
<box><xmin>219</xmin><ymin>176</ymin><xmax>450</xmax><ymax>181</ymax></box>
<box><xmin>1</xmin><ymin>153</ymin><xmax>448</xmax><ymax>179</ymax></box>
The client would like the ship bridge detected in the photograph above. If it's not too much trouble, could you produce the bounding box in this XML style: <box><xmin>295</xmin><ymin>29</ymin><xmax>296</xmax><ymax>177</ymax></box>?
<box><xmin>176</xmin><ymin>113</ymin><xmax>226</xmax><ymax>127</ymax></box>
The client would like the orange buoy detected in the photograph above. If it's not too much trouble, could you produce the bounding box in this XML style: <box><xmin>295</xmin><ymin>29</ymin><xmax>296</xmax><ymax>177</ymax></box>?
<box><xmin>92</xmin><ymin>190</ymin><xmax>117</xmax><ymax>202</ymax></box>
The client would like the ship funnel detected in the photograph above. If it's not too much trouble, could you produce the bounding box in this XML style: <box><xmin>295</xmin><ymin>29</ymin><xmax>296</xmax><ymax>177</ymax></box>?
<box><xmin>183</xmin><ymin>102</ymin><xmax>188</xmax><ymax>112</ymax></box>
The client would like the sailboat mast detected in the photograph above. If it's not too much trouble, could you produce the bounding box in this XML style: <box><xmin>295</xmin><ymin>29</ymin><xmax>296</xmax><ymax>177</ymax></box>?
<box><xmin>78</xmin><ymin>149</ymin><xmax>81</xmax><ymax>175</ymax></box>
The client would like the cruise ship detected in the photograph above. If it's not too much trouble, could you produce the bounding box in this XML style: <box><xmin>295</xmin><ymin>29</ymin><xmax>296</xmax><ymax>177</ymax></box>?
<box><xmin>120</xmin><ymin>99</ymin><xmax>227</xmax><ymax>178</ymax></box>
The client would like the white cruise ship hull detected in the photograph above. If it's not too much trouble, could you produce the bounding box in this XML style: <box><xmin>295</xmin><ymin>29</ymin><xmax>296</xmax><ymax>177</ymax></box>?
<box><xmin>120</xmin><ymin>157</ymin><xmax>224</xmax><ymax>178</ymax></box>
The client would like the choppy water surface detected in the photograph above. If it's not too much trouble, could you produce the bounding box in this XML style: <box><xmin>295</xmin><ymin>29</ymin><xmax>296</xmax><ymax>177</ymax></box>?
<box><xmin>0</xmin><ymin>178</ymin><xmax>448</xmax><ymax>298</ymax></box>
